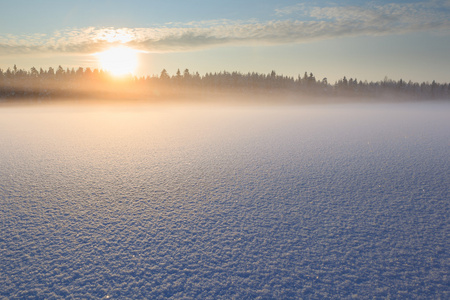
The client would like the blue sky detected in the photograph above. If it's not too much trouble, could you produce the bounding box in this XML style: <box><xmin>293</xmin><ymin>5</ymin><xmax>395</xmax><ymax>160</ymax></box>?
<box><xmin>0</xmin><ymin>0</ymin><xmax>449</xmax><ymax>83</ymax></box>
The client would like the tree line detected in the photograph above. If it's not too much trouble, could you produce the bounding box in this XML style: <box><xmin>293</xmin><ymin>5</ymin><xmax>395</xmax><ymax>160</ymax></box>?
<box><xmin>0</xmin><ymin>65</ymin><xmax>449</xmax><ymax>101</ymax></box>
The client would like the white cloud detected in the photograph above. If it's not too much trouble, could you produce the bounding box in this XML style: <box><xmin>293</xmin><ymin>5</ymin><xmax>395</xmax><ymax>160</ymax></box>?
<box><xmin>275</xmin><ymin>3</ymin><xmax>307</xmax><ymax>16</ymax></box>
<box><xmin>0</xmin><ymin>1</ymin><xmax>448</xmax><ymax>55</ymax></box>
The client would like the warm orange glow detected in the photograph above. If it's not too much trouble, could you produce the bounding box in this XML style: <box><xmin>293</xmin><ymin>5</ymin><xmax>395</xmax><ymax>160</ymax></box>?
<box><xmin>96</xmin><ymin>46</ymin><xmax>139</xmax><ymax>76</ymax></box>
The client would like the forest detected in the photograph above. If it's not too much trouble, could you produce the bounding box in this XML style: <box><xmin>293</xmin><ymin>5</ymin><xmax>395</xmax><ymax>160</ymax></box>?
<box><xmin>0</xmin><ymin>65</ymin><xmax>449</xmax><ymax>102</ymax></box>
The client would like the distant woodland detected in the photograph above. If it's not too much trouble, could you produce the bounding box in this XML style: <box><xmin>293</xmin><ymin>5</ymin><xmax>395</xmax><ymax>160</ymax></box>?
<box><xmin>1</xmin><ymin>65</ymin><xmax>449</xmax><ymax>102</ymax></box>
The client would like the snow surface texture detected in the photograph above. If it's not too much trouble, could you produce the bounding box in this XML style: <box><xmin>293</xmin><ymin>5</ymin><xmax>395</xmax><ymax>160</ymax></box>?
<box><xmin>0</xmin><ymin>103</ymin><xmax>449</xmax><ymax>299</ymax></box>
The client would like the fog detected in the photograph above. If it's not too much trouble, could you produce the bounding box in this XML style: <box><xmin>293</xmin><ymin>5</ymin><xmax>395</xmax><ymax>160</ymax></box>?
<box><xmin>1</xmin><ymin>101</ymin><xmax>449</xmax><ymax>298</ymax></box>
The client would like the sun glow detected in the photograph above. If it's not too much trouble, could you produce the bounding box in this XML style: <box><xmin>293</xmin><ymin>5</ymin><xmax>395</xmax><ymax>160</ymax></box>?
<box><xmin>97</xmin><ymin>46</ymin><xmax>139</xmax><ymax>76</ymax></box>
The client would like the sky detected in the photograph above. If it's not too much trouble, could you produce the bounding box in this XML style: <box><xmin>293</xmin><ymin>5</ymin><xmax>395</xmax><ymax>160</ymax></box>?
<box><xmin>0</xmin><ymin>0</ymin><xmax>449</xmax><ymax>83</ymax></box>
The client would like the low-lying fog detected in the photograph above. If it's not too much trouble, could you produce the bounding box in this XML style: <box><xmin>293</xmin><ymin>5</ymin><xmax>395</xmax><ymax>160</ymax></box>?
<box><xmin>1</xmin><ymin>101</ymin><xmax>449</xmax><ymax>299</ymax></box>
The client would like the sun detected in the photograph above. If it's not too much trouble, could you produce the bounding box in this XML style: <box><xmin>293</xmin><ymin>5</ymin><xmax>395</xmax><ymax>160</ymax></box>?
<box><xmin>96</xmin><ymin>46</ymin><xmax>139</xmax><ymax>77</ymax></box>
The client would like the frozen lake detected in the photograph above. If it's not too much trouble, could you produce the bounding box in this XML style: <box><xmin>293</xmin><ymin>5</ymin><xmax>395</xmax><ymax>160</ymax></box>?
<box><xmin>0</xmin><ymin>102</ymin><xmax>449</xmax><ymax>299</ymax></box>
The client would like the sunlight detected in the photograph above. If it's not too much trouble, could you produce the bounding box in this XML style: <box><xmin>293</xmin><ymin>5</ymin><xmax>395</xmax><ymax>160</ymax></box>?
<box><xmin>96</xmin><ymin>46</ymin><xmax>139</xmax><ymax>77</ymax></box>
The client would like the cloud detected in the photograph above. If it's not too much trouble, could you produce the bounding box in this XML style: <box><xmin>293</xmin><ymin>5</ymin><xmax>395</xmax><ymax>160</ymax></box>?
<box><xmin>275</xmin><ymin>3</ymin><xmax>307</xmax><ymax>16</ymax></box>
<box><xmin>0</xmin><ymin>1</ymin><xmax>448</xmax><ymax>55</ymax></box>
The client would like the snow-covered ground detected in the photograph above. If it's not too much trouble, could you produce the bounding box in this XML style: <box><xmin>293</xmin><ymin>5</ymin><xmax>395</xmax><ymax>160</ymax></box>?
<box><xmin>1</xmin><ymin>102</ymin><xmax>449</xmax><ymax>299</ymax></box>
